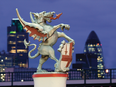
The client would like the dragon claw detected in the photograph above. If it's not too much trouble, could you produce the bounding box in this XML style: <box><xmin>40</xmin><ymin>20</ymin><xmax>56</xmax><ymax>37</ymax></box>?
<box><xmin>61</xmin><ymin>26</ymin><xmax>64</xmax><ymax>31</ymax></box>
<box><xmin>65</xmin><ymin>24</ymin><xmax>70</xmax><ymax>30</ymax></box>
<box><xmin>61</xmin><ymin>24</ymin><xmax>70</xmax><ymax>31</ymax></box>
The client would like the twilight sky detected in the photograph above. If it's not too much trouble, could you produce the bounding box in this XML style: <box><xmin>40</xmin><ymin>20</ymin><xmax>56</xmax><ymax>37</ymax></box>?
<box><xmin>0</xmin><ymin>0</ymin><xmax>116</xmax><ymax>70</ymax></box>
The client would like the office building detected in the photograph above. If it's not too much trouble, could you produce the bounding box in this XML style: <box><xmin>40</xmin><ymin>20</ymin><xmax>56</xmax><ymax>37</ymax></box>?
<box><xmin>73</xmin><ymin>53</ymin><xmax>97</xmax><ymax>69</ymax></box>
<box><xmin>0</xmin><ymin>50</ymin><xmax>14</xmax><ymax>72</ymax></box>
<box><xmin>7</xmin><ymin>18</ymin><xmax>28</xmax><ymax>68</ymax></box>
<box><xmin>0</xmin><ymin>50</ymin><xmax>14</xmax><ymax>81</ymax></box>
<box><xmin>72</xmin><ymin>31</ymin><xmax>104</xmax><ymax>78</ymax></box>
<box><xmin>84</xmin><ymin>31</ymin><xmax>104</xmax><ymax>78</ymax></box>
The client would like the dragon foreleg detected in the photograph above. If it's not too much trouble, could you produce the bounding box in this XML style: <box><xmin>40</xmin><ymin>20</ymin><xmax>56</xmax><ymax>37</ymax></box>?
<box><xmin>49</xmin><ymin>23</ymin><xmax>70</xmax><ymax>37</ymax></box>
<box><xmin>57</xmin><ymin>32</ymin><xmax>75</xmax><ymax>45</ymax></box>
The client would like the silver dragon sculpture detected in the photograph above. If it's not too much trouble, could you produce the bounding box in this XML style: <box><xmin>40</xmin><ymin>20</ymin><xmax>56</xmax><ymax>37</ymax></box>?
<box><xmin>16</xmin><ymin>8</ymin><xmax>75</xmax><ymax>72</ymax></box>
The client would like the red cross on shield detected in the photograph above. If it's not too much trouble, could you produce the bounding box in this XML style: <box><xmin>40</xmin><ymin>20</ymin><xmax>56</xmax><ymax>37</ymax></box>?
<box><xmin>59</xmin><ymin>42</ymin><xmax>73</xmax><ymax>71</ymax></box>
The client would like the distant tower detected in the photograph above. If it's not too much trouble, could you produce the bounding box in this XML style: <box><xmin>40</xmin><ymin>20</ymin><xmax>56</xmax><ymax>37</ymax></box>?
<box><xmin>84</xmin><ymin>30</ymin><xmax>104</xmax><ymax>78</ymax></box>
<box><xmin>7</xmin><ymin>18</ymin><xmax>28</xmax><ymax>68</ymax></box>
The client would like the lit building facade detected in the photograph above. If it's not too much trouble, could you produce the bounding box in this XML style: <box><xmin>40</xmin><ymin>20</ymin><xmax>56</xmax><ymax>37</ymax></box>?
<box><xmin>73</xmin><ymin>53</ymin><xmax>97</xmax><ymax>69</ymax></box>
<box><xmin>7</xmin><ymin>18</ymin><xmax>28</xmax><ymax>68</ymax></box>
<box><xmin>84</xmin><ymin>30</ymin><xmax>104</xmax><ymax>78</ymax></box>
<box><xmin>0</xmin><ymin>51</ymin><xmax>14</xmax><ymax>81</ymax></box>
<box><xmin>72</xmin><ymin>53</ymin><xmax>98</xmax><ymax>79</ymax></box>
<box><xmin>0</xmin><ymin>51</ymin><xmax>14</xmax><ymax>72</ymax></box>
<box><xmin>72</xmin><ymin>31</ymin><xmax>104</xmax><ymax>79</ymax></box>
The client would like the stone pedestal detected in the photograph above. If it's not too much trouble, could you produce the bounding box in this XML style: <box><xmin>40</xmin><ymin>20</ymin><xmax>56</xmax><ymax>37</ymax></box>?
<box><xmin>32</xmin><ymin>72</ymin><xmax>68</xmax><ymax>87</ymax></box>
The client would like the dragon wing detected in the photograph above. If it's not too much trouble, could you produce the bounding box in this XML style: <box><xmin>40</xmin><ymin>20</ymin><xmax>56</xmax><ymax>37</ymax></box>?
<box><xmin>16</xmin><ymin>8</ymin><xmax>48</xmax><ymax>42</ymax></box>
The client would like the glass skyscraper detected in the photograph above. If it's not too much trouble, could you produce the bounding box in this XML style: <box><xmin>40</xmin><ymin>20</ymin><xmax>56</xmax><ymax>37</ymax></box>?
<box><xmin>84</xmin><ymin>30</ymin><xmax>104</xmax><ymax>78</ymax></box>
<box><xmin>7</xmin><ymin>18</ymin><xmax>29</xmax><ymax>68</ymax></box>
<box><xmin>72</xmin><ymin>30</ymin><xmax>104</xmax><ymax>78</ymax></box>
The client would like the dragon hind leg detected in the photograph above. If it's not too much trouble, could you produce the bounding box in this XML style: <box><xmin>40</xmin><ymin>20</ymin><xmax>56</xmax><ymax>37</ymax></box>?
<box><xmin>37</xmin><ymin>55</ymin><xmax>49</xmax><ymax>72</ymax></box>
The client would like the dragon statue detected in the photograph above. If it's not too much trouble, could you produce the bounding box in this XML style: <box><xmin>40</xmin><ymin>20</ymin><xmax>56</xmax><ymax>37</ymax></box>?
<box><xmin>16</xmin><ymin>8</ymin><xmax>75</xmax><ymax>72</ymax></box>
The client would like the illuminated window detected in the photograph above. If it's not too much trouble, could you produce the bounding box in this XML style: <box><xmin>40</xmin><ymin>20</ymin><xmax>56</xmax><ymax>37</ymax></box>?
<box><xmin>17</xmin><ymin>49</ymin><xmax>27</xmax><ymax>53</ymax></box>
<box><xmin>10</xmin><ymin>50</ymin><xmax>16</xmax><ymax>53</ymax></box>
<box><xmin>90</xmin><ymin>44</ymin><xmax>93</xmax><ymax>47</ymax></box>
<box><xmin>13</xmin><ymin>42</ymin><xmax>16</xmax><ymax>44</ymax></box>
<box><xmin>17</xmin><ymin>36</ymin><xmax>19</xmax><ymax>38</ymax></box>
<box><xmin>80</xmin><ymin>59</ymin><xmax>82</xmax><ymax>61</ymax></box>
<box><xmin>23</xmin><ymin>63</ymin><xmax>26</xmax><ymax>67</ymax></box>
<box><xmin>98</xmin><ymin>70</ymin><xmax>100</xmax><ymax>72</ymax></box>
<box><xmin>98</xmin><ymin>48</ymin><xmax>102</xmax><ymax>52</ymax></box>
<box><xmin>9</xmin><ymin>35</ymin><xmax>15</xmax><ymax>37</ymax></box>
<box><xmin>88</xmin><ymin>48</ymin><xmax>92</xmax><ymax>52</ymax></box>
<box><xmin>9</xmin><ymin>41</ymin><xmax>12</xmax><ymax>44</ymax></box>
<box><xmin>19</xmin><ymin>63</ymin><xmax>22</xmax><ymax>67</ymax></box>
<box><xmin>92</xmin><ymin>48</ymin><xmax>95</xmax><ymax>52</ymax></box>
<box><xmin>5</xmin><ymin>57</ymin><xmax>7</xmax><ymax>60</ymax></box>
<box><xmin>97</xmin><ymin>64</ymin><xmax>103</xmax><ymax>69</ymax></box>
<box><xmin>77</xmin><ymin>69</ymin><xmax>81</xmax><ymax>71</ymax></box>
<box><xmin>11</xmin><ymin>46</ymin><xmax>16</xmax><ymax>49</ymax></box>
<box><xmin>97</xmin><ymin>58</ymin><xmax>101</xmax><ymax>62</ymax></box>
<box><xmin>100</xmin><ymin>60</ymin><xmax>103</xmax><ymax>62</ymax></box>
<box><xmin>97</xmin><ymin>43</ymin><xmax>99</xmax><ymax>45</ymax></box>
<box><xmin>9</xmin><ymin>41</ymin><xmax>16</xmax><ymax>44</ymax></box>
<box><xmin>19</xmin><ymin>63</ymin><xmax>26</xmax><ymax>68</ymax></box>
<box><xmin>98</xmin><ymin>74</ymin><xmax>100</xmax><ymax>76</ymax></box>
<box><xmin>101</xmin><ymin>73</ymin><xmax>103</xmax><ymax>75</ymax></box>
<box><xmin>19</xmin><ymin>54</ymin><xmax>23</xmax><ymax>56</ymax></box>
<box><xmin>10</xmin><ymin>31</ymin><xmax>16</xmax><ymax>34</ymax></box>
<box><xmin>18</xmin><ymin>41</ymin><xmax>24</xmax><ymax>43</ymax></box>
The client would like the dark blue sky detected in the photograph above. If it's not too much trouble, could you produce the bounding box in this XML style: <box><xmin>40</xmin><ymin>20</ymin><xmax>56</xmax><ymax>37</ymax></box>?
<box><xmin>0</xmin><ymin>0</ymin><xmax>116</xmax><ymax>69</ymax></box>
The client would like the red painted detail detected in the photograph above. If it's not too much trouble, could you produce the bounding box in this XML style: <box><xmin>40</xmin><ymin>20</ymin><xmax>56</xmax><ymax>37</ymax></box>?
<box><xmin>65</xmin><ymin>44</ymin><xmax>68</xmax><ymax>55</ymax></box>
<box><xmin>61</xmin><ymin>42</ymin><xmax>73</xmax><ymax>67</ymax></box>
<box><xmin>18</xmin><ymin>16</ymin><xmax>47</xmax><ymax>42</ymax></box>
<box><xmin>32</xmin><ymin>73</ymin><xmax>68</xmax><ymax>78</ymax></box>
<box><xmin>50</xmin><ymin>13</ymin><xmax>62</xmax><ymax>20</ymax></box>
<box><xmin>34</xmin><ymin>35</ymin><xmax>37</xmax><ymax>40</ymax></box>
<box><xmin>39</xmin><ymin>36</ymin><xmax>41</xmax><ymax>41</ymax></box>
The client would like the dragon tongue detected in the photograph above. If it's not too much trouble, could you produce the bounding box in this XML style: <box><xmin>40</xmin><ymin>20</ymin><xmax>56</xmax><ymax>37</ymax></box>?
<box><xmin>50</xmin><ymin>13</ymin><xmax>62</xmax><ymax>20</ymax></box>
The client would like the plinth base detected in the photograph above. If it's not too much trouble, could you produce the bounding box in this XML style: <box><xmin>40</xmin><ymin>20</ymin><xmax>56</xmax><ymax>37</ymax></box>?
<box><xmin>32</xmin><ymin>72</ymin><xmax>68</xmax><ymax>87</ymax></box>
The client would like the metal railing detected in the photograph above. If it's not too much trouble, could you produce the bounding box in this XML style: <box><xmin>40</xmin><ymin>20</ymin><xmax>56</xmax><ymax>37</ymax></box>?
<box><xmin>0</xmin><ymin>69</ymin><xmax>116</xmax><ymax>85</ymax></box>
<box><xmin>68</xmin><ymin>69</ymin><xmax>116</xmax><ymax>84</ymax></box>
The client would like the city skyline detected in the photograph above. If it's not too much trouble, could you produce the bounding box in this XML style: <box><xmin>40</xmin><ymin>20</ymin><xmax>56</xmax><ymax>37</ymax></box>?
<box><xmin>0</xmin><ymin>0</ymin><xmax>116</xmax><ymax>69</ymax></box>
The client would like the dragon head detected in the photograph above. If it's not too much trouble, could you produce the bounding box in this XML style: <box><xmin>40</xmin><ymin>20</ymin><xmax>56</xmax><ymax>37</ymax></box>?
<box><xmin>32</xmin><ymin>11</ymin><xmax>62</xmax><ymax>23</ymax></box>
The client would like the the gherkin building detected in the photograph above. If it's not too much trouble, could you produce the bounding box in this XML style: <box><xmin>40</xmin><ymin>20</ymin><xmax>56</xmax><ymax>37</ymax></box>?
<box><xmin>84</xmin><ymin>30</ymin><xmax>104</xmax><ymax>78</ymax></box>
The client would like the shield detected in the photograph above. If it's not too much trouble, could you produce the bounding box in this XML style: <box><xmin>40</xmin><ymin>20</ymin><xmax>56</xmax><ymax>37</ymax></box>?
<box><xmin>57</xmin><ymin>42</ymin><xmax>73</xmax><ymax>72</ymax></box>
